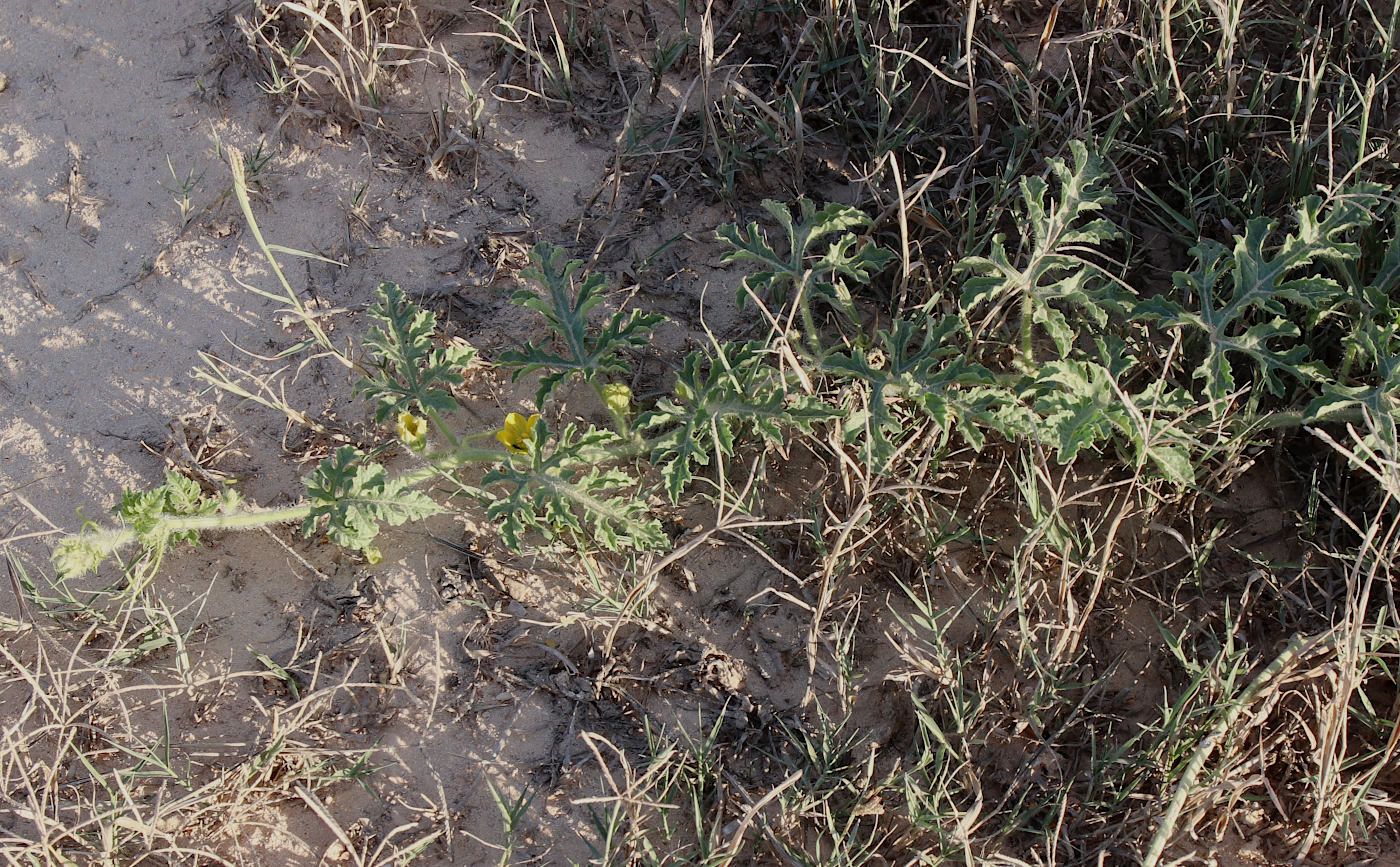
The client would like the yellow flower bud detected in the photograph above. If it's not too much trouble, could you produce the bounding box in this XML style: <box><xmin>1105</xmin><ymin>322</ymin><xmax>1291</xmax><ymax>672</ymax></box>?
<box><xmin>601</xmin><ymin>382</ymin><xmax>633</xmax><ymax>417</ymax></box>
<box><xmin>496</xmin><ymin>412</ymin><xmax>540</xmax><ymax>454</ymax></box>
<box><xmin>396</xmin><ymin>411</ymin><xmax>428</xmax><ymax>451</ymax></box>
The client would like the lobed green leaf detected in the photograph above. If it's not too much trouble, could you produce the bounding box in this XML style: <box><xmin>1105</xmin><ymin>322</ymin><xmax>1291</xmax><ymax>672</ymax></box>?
<box><xmin>303</xmin><ymin>446</ymin><xmax>441</xmax><ymax>553</ymax></box>
<box><xmin>497</xmin><ymin>243</ymin><xmax>663</xmax><ymax>407</ymax></box>
<box><xmin>356</xmin><ymin>282</ymin><xmax>477</xmax><ymax>420</ymax></box>
<box><xmin>483</xmin><ymin>419</ymin><xmax>666</xmax><ymax>552</ymax></box>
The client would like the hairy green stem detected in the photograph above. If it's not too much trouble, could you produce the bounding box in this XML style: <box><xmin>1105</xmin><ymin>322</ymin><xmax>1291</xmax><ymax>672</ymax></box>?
<box><xmin>590</xmin><ymin>380</ymin><xmax>633</xmax><ymax>438</ymax></box>
<box><xmin>58</xmin><ymin>502</ymin><xmax>314</xmax><ymax>576</ymax></box>
<box><xmin>1250</xmin><ymin>406</ymin><xmax>1372</xmax><ymax>432</ymax></box>
<box><xmin>1020</xmin><ymin>294</ymin><xmax>1036</xmax><ymax>372</ymax></box>
<box><xmin>432</xmin><ymin>442</ymin><xmax>512</xmax><ymax>470</ymax></box>
<box><xmin>1142</xmin><ymin>633</ymin><xmax>1319</xmax><ymax>867</ymax></box>
<box><xmin>424</xmin><ymin>406</ymin><xmax>461</xmax><ymax>451</ymax></box>
<box><xmin>156</xmin><ymin>503</ymin><xmax>311</xmax><ymax>534</ymax></box>
<box><xmin>797</xmin><ymin>272</ymin><xmax>823</xmax><ymax>356</ymax></box>
<box><xmin>1337</xmin><ymin>339</ymin><xmax>1359</xmax><ymax>385</ymax></box>
<box><xmin>55</xmin><ymin>441</ymin><xmax>518</xmax><ymax>579</ymax></box>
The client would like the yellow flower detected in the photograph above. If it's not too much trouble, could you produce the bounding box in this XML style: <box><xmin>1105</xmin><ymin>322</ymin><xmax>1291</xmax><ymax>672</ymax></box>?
<box><xmin>396</xmin><ymin>411</ymin><xmax>427</xmax><ymax>451</ymax></box>
<box><xmin>496</xmin><ymin>412</ymin><xmax>540</xmax><ymax>454</ymax></box>
<box><xmin>601</xmin><ymin>382</ymin><xmax>632</xmax><ymax>417</ymax></box>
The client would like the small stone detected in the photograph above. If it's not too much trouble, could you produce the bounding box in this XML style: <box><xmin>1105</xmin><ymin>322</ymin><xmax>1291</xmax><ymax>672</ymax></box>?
<box><xmin>0</xmin><ymin>74</ymin><xmax>9</xmax><ymax>93</ymax></box>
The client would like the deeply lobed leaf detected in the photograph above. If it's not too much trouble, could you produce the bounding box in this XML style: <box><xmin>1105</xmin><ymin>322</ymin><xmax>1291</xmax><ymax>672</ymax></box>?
<box><xmin>1137</xmin><ymin>185</ymin><xmax>1384</xmax><ymax>407</ymax></box>
<box><xmin>303</xmin><ymin>446</ymin><xmax>441</xmax><ymax>553</ymax></box>
<box><xmin>483</xmin><ymin>419</ymin><xmax>666</xmax><ymax>552</ymax></box>
<box><xmin>356</xmin><ymin>282</ymin><xmax>477</xmax><ymax>420</ymax></box>
<box><xmin>498</xmin><ymin>243</ymin><xmax>663</xmax><ymax>407</ymax></box>
<box><xmin>956</xmin><ymin>141</ymin><xmax>1124</xmax><ymax>366</ymax></box>
<box><xmin>638</xmin><ymin>341</ymin><xmax>837</xmax><ymax>503</ymax></box>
